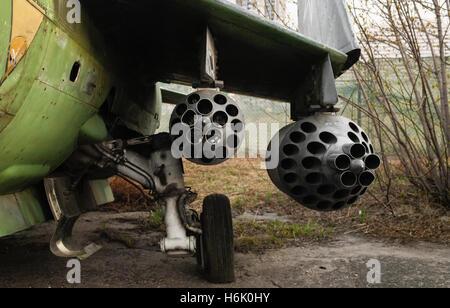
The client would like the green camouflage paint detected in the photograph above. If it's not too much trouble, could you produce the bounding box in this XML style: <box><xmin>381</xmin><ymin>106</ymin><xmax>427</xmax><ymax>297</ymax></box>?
<box><xmin>0</xmin><ymin>187</ymin><xmax>48</xmax><ymax>238</ymax></box>
<box><xmin>0</xmin><ymin>7</ymin><xmax>112</xmax><ymax>195</ymax></box>
<box><xmin>0</xmin><ymin>0</ymin><xmax>113</xmax><ymax>236</ymax></box>
<box><xmin>0</xmin><ymin>0</ymin><xmax>11</xmax><ymax>79</ymax></box>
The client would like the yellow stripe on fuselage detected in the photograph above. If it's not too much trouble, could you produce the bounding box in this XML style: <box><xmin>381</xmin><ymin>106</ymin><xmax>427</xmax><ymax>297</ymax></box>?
<box><xmin>1</xmin><ymin>0</ymin><xmax>44</xmax><ymax>83</ymax></box>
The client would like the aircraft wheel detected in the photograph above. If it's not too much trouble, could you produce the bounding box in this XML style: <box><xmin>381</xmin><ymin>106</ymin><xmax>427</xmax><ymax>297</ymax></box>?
<box><xmin>198</xmin><ymin>194</ymin><xmax>235</xmax><ymax>283</ymax></box>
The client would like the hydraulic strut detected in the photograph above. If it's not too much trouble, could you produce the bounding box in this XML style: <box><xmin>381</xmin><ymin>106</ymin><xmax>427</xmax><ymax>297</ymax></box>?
<box><xmin>45</xmin><ymin>133</ymin><xmax>201</xmax><ymax>258</ymax></box>
<box><xmin>100</xmin><ymin>133</ymin><xmax>200</xmax><ymax>256</ymax></box>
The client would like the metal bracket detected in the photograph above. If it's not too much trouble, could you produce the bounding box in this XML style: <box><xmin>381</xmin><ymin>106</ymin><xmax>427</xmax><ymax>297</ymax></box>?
<box><xmin>50</xmin><ymin>216</ymin><xmax>102</xmax><ymax>260</ymax></box>
<box><xmin>44</xmin><ymin>177</ymin><xmax>102</xmax><ymax>259</ymax></box>
<box><xmin>195</xmin><ymin>27</ymin><xmax>224</xmax><ymax>89</ymax></box>
<box><xmin>291</xmin><ymin>54</ymin><xmax>339</xmax><ymax>120</ymax></box>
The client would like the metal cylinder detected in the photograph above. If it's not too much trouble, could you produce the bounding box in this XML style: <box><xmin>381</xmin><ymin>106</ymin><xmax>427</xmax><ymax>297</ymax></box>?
<box><xmin>267</xmin><ymin>113</ymin><xmax>380</xmax><ymax>212</ymax></box>
<box><xmin>328</xmin><ymin>154</ymin><xmax>351</xmax><ymax>170</ymax></box>
<box><xmin>170</xmin><ymin>89</ymin><xmax>245</xmax><ymax>165</ymax></box>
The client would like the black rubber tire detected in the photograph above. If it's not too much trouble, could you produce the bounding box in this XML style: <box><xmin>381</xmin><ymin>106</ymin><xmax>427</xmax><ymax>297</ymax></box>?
<box><xmin>200</xmin><ymin>194</ymin><xmax>235</xmax><ymax>283</ymax></box>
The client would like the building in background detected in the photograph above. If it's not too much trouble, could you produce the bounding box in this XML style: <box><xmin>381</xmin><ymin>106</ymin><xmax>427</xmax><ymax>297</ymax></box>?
<box><xmin>230</xmin><ymin>0</ymin><xmax>297</xmax><ymax>30</ymax></box>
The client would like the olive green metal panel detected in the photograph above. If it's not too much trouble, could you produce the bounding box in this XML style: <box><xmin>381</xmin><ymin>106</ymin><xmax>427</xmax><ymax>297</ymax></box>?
<box><xmin>0</xmin><ymin>81</ymin><xmax>96</xmax><ymax>194</ymax></box>
<box><xmin>36</xmin><ymin>22</ymin><xmax>110</xmax><ymax>109</ymax></box>
<box><xmin>78</xmin><ymin>114</ymin><xmax>108</xmax><ymax>145</ymax></box>
<box><xmin>0</xmin><ymin>112</ymin><xmax>13</xmax><ymax>134</ymax></box>
<box><xmin>88</xmin><ymin>179</ymin><xmax>114</xmax><ymax>206</ymax></box>
<box><xmin>0</xmin><ymin>17</ymin><xmax>112</xmax><ymax>195</ymax></box>
<box><xmin>0</xmin><ymin>0</ymin><xmax>12</xmax><ymax>76</ymax></box>
<box><xmin>29</xmin><ymin>0</ymin><xmax>55</xmax><ymax>19</ymax></box>
<box><xmin>0</xmin><ymin>2</ymin><xmax>115</xmax><ymax>235</ymax></box>
<box><xmin>0</xmin><ymin>165</ymin><xmax>50</xmax><ymax>195</ymax></box>
<box><xmin>0</xmin><ymin>187</ymin><xmax>47</xmax><ymax>238</ymax></box>
<box><xmin>37</xmin><ymin>0</ymin><xmax>109</xmax><ymax>61</ymax></box>
<box><xmin>0</xmin><ymin>21</ymin><xmax>48</xmax><ymax>115</ymax></box>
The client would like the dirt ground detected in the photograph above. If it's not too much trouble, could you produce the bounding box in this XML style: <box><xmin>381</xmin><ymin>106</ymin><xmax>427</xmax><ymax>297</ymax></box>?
<box><xmin>0</xmin><ymin>158</ymin><xmax>448</xmax><ymax>288</ymax></box>
<box><xmin>0</xmin><ymin>211</ymin><xmax>448</xmax><ymax>288</ymax></box>
<box><xmin>108</xmin><ymin>158</ymin><xmax>450</xmax><ymax>245</ymax></box>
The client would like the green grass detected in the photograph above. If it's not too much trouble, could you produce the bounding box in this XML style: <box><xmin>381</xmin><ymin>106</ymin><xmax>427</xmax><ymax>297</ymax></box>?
<box><xmin>147</xmin><ymin>207</ymin><xmax>164</xmax><ymax>230</ymax></box>
<box><xmin>234</xmin><ymin>219</ymin><xmax>334</xmax><ymax>253</ymax></box>
<box><xmin>358</xmin><ymin>206</ymin><xmax>368</xmax><ymax>223</ymax></box>
<box><xmin>233</xmin><ymin>197</ymin><xmax>247</xmax><ymax>211</ymax></box>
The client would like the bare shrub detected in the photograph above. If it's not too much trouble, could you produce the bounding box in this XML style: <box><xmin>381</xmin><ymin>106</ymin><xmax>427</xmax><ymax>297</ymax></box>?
<box><xmin>345</xmin><ymin>0</ymin><xmax>449</xmax><ymax>206</ymax></box>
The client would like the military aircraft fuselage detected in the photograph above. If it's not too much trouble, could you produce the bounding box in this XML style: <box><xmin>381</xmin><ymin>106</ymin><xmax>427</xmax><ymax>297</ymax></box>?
<box><xmin>0</xmin><ymin>0</ymin><xmax>164</xmax><ymax>237</ymax></box>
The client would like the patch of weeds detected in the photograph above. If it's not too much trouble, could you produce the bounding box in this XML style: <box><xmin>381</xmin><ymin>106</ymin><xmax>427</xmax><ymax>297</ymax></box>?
<box><xmin>235</xmin><ymin>235</ymin><xmax>267</xmax><ymax>253</ymax></box>
<box><xmin>145</xmin><ymin>207</ymin><xmax>165</xmax><ymax>231</ymax></box>
<box><xmin>224</xmin><ymin>184</ymin><xmax>235</xmax><ymax>194</ymax></box>
<box><xmin>233</xmin><ymin>198</ymin><xmax>246</xmax><ymax>212</ymax></box>
<box><xmin>101</xmin><ymin>229</ymin><xmax>136</xmax><ymax>248</ymax></box>
<box><xmin>358</xmin><ymin>206</ymin><xmax>368</xmax><ymax>223</ymax></box>
<box><xmin>254</xmin><ymin>192</ymin><xmax>259</xmax><ymax>203</ymax></box>
<box><xmin>234</xmin><ymin>219</ymin><xmax>334</xmax><ymax>253</ymax></box>
<box><xmin>265</xmin><ymin>191</ymin><xmax>273</xmax><ymax>203</ymax></box>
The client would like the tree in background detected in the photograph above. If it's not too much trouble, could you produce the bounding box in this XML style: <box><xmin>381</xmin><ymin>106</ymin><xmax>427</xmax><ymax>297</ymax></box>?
<box><xmin>345</xmin><ymin>0</ymin><xmax>449</xmax><ymax>206</ymax></box>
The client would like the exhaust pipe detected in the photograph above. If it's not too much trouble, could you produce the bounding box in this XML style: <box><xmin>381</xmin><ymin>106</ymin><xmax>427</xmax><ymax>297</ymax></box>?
<box><xmin>266</xmin><ymin>114</ymin><xmax>380</xmax><ymax>212</ymax></box>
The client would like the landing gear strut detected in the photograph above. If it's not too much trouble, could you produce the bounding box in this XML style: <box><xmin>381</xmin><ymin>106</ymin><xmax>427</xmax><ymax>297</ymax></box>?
<box><xmin>99</xmin><ymin>133</ymin><xmax>200</xmax><ymax>256</ymax></box>
<box><xmin>44</xmin><ymin>132</ymin><xmax>235</xmax><ymax>282</ymax></box>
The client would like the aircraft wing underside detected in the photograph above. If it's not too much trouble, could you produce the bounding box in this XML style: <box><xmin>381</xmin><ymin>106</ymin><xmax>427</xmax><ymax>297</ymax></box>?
<box><xmin>82</xmin><ymin>0</ymin><xmax>351</xmax><ymax>102</ymax></box>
